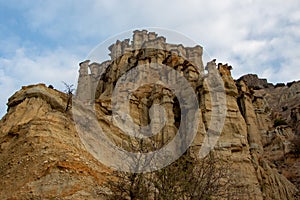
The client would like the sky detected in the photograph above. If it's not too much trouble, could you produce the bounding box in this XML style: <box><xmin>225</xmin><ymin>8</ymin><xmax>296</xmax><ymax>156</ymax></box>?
<box><xmin>0</xmin><ymin>0</ymin><xmax>299</xmax><ymax>118</ymax></box>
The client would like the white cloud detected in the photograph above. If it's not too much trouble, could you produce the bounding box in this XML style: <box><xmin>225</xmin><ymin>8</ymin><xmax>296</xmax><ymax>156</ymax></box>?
<box><xmin>1</xmin><ymin>48</ymin><xmax>80</xmax><ymax>86</ymax></box>
<box><xmin>0</xmin><ymin>46</ymin><xmax>82</xmax><ymax>117</ymax></box>
<box><xmin>0</xmin><ymin>68</ymin><xmax>15</xmax><ymax>116</ymax></box>
<box><xmin>1</xmin><ymin>0</ymin><xmax>300</xmax><ymax>118</ymax></box>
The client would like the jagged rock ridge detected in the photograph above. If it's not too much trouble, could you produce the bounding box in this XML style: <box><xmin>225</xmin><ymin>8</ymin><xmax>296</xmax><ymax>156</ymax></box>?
<box><xmin>0</xmin><ymin>30</ymin><xmax>299</xmax><ymax>199</ymax></box>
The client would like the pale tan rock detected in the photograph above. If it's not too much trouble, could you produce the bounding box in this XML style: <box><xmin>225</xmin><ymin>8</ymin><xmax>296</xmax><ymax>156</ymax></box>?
<box><xmin>0</xmin><ymin>84</ymin><xmax>110</xmax><ymax>199</ymax></box>
<box><xmin>1</xmin><ymin>31</ymin><xmax>299</xmax><ymax>199</ymax></box>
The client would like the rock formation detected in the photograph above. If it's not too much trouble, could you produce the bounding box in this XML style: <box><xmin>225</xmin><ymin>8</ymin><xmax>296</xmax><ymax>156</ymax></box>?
<box><xmin>0</xmin><ymin>84</ymin><xmax>111</xmax><ymax>199</ymax></box>
<box><xmin>238</xmin><ymin>74</ymin><xmax>273</xmax><ymax>90</ymax></box>
<box><xmin>0</xmin><ymin>30</ymin><xmax>299</xmax><ymax>199</ymax></box>
<box><xmin>76</xmin><ymin>30</ymin><xmax>203</xmax><ymax>103</ymax></box>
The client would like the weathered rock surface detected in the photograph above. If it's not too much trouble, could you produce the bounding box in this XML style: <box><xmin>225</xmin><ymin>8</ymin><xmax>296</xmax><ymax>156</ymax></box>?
<box><xmin>0</xmin><ymin>30</ymin><xmax>299</xmax><ymax>199</ymax></box>
<box><xmin>238</xmin><ymin>74</ymin><xmax>272</xmax><ymax>90</ymax></box>
<box><xmin>0</xmin><ymin>84</ymin><xmax>110</xmax><ymax>199</ymax></box>
<box><xmin>245</xmin><ymin>78</ymin><xmax>300</xmax><ymax>194</ymax></box>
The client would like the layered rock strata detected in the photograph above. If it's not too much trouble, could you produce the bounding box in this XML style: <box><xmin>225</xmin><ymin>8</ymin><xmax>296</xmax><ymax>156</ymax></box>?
<box><xmin>0</xmin><ymin>30</ymin><xmax>299</xmax><ymax>199</ymax></box>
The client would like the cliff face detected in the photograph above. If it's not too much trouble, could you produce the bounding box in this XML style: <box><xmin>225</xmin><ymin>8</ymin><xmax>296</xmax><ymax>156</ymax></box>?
<box><xmin>0</xmin><ymin>85</ymin><xmax>110</xmax><ymax>199</ymax></box>
<box><xmin>235</xmin><ymin>76</ymin><xmax>300</xmax><ymax>199</ymax></box>
<box><xmin>239</xmin><ymin>75</ymin><xmax>300</xmax><ymax>193</ymax></box>
<box><xmin>0</xmin><ymin>30</ymin><xmax>299</xmax><ymax>199</ymax></box>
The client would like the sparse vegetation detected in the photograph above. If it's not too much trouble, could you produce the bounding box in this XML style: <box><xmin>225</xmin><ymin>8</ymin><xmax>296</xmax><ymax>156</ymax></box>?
<box><xmin>104</xmin><ymin>138</ymin><xmax>246</xmax><ymax>200</ymax></box>
<box><xmin>274</xmin><ymin>118</ymin><xmax>288</xmax><ymax>127</ymax></box>
<box><xmin>62</xmin><ymin>82</ymin><xmax>75</xmax><ymax>111</ymax></box>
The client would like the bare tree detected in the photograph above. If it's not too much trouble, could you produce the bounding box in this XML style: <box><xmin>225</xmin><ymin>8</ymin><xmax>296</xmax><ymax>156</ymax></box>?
<box><xmin>151</xmin><ymin>150</ymin><xmax>239</xmax><ymax>200</ymax></box>
<box><xmin>104</xmin><ymin>137</ymin><xmax>157</xmax><ymax>200</ymax></box>
<box><xmin>104</xmin><ymin>141</ymin><xmax>242</xmax><ymax>200</ymax></box>
<box><xmin>62</xmin><ymin>82</ymin><xmax>75</xmax><ymax>111</ymax></box>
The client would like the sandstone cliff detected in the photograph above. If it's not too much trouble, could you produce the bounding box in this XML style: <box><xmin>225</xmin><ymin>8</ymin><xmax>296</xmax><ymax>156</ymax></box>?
<box><xmin>239</xmin><ymin>74</ymin><xmax>300</xmax><ymax>194</ymax></box>
<box><xmin>0</xmin><ymin>84</ymin><xmax>111</xmax><ymax>199</ymax></box>
<box><xmin>0</xmin><ymin>30</ymin><xmax>299</xmax><ymax>199</ymax></box>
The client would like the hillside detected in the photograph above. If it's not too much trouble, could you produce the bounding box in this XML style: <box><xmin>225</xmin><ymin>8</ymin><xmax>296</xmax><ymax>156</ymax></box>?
<box><xmin>0</xmin><ymin>30</ymin><xmax>299</xmax><ymax>199</ymax></box>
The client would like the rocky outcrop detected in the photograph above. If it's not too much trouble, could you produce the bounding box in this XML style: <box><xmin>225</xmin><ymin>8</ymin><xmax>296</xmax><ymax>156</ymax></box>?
<box><xmin>238</xmin><ymin>74</ymin><xmax>273</xmax><ymax>90</ymax></box>
<box><xmin>235</xmin><ymin>81</ymin><xmax>298</xmax><ymax>199</ymax></box>
<box><xmin>243</xmin><ymin>77</ymin><xmax>300</xmax><ymax>194</ymax></box>
<box><xmin>0</xmin><ymin>84</ymin><xmax>110</xmax><ymax>199</ymax></box>
<box><xmin>82</xmin><ymin>31</ymin><xmax>298</xmax><ymax>199</ymax></box>
<box><xmin>76</xmin><ymin>30</ymin><xmax>203</xmax><ymax>103</ymax></box>
<box><xmin>0</xmin><ymin>30</ymin><xmax>299</xmax><ymax>199</ymax></box>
